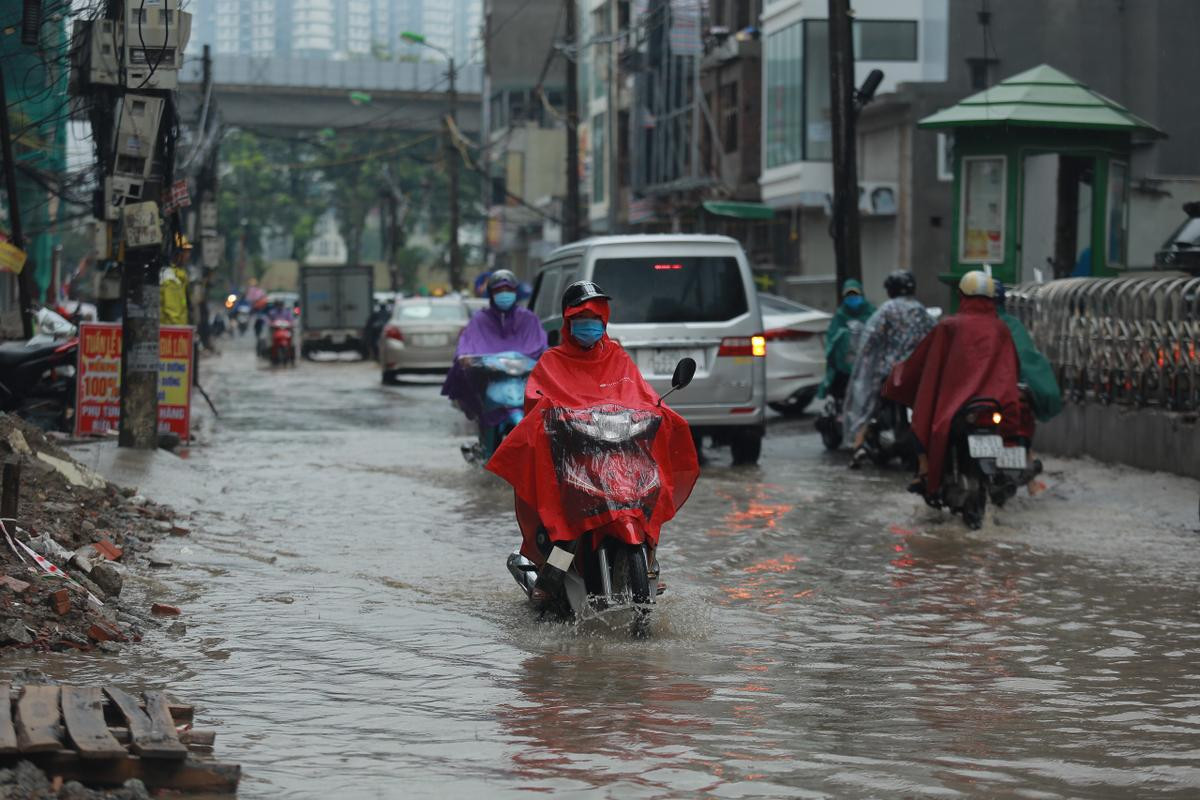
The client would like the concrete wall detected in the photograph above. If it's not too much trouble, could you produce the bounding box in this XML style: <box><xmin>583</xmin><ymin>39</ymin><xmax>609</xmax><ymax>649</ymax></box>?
<box><xmin>1036</xmin><ymin>403</ymin><xmax>1200</xmax><ymax>481</ymax></box>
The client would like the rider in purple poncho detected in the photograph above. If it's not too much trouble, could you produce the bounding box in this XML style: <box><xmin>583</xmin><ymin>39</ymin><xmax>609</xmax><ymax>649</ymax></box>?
<box><xmin>441</xmin><ymin>270</ymin><xmax>547</xmax><ymax>425</ymax></box>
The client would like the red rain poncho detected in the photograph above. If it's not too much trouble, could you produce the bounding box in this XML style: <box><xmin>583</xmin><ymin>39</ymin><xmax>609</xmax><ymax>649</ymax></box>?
<box><xmin>487</xmin><ymin>300</ymin><xmax>699</xmax><ymax>563</ymax></box>
<box><xmin>883</xmin><ymin>295</ymin><xmax>1021</xmax><ymax>494</ymax></box>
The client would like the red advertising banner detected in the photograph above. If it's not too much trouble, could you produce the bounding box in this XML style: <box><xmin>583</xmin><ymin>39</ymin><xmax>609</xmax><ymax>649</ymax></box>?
<box><xmin>75</xmin><ymin>323</ymin><xmax>194</xmax><ymax>440</ymax></box>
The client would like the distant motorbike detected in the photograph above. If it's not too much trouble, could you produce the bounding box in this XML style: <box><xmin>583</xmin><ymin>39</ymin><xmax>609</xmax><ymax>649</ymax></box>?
<box><xmin>926</xmin><ymin>394</ymin><xmax>1042</xmax><ymax>529</ymax></box>
<box><xmin>257</xmin><ymin>319</ymin><xmax>296</xmax><ymax>366</ymax></box>
<box><xmin>0</xmin><ymin>310</ymin><xmax>79</xmax><ymax>432</ymax></box>
<box><xmin>457</xmin><ymin>351</ymin><xmax>536</xmax><ymax>464</ymax></box>
<box><xmin>814</xmin><ymin>395</ymin><xmax>843</xmax><ymax>450</ymax></box>
<box><xmin>507</xmin><ymin>358</ymin><xmax>696</xmax><ymax>631</ymax></box>
<box><xmin>861</xmin><ymin>398</ymin><xmax>917</xmax><ymax>468</ymax></box>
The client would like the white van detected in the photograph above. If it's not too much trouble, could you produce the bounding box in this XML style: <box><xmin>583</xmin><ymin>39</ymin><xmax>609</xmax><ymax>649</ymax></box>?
<box><xmin>529</xmin><ymin>235</ymin><xmax>767</xmax><ymax>464</ymax></box>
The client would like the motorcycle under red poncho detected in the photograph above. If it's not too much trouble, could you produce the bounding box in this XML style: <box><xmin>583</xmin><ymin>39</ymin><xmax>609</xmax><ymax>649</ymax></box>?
<box><xmin>883</xmin><ymin>295</ymin><xmax>1020</xmax><ymax>494</ymax></box>
<box><xmin>486</xmin><ymin>320</ymin><xmax>699</xmax><ymax>561</ymax></box>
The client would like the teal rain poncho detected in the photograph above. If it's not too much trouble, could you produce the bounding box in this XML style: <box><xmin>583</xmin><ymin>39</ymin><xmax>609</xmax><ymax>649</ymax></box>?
<box><xmin>817</xmin><ymin>279</ymin><xmax>876</xmax><ymax>398</ymax></box>
<box><xmin>999</xmin><ymin>309</ymin><xmax>1063</xmax><ymax>422</ymax></box>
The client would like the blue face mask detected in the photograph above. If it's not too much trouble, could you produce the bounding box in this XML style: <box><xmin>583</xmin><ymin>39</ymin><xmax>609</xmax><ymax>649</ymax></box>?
<box><xmin>569</xmin><ymin>319</ymin><xmax>605</xmax><ymax>348</ymax></box>
<box><xmin>492</xmin><ymin>291</ymin><xmax>517</xmax><ymax>311</ymax></box>
<box><xmin>844</xmin><ymin>294</ymin><xmax>865</xmax><ymax>311</ymax></box>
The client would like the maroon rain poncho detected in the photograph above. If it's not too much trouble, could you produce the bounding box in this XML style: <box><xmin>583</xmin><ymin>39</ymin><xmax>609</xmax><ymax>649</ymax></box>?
<box><xmin>884</xmin><ymin>295</ymin><xmax>1021</xmax><ymax>494</ymax></box>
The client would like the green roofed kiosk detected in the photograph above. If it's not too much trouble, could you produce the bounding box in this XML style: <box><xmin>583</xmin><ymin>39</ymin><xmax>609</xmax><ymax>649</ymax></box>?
<box><xmin>918</xmin><ymin>65</ymin><xmax>1163</xmax><ymax>293</ymax></box>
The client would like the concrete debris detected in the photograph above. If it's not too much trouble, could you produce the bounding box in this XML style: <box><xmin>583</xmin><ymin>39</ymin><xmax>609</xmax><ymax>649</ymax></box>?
<box><xmin>0</xmin><ymin>618</ymin><xmax>33</xmax><ymax>645</ymax></box>
<box><xmin>36</xmin><ymin>451</ymin><xmax>107</xmax><ymax>490</ymax></box>
<box><xmin>90</xmin><ymin>562</ymin><xmax>124</xmax><ymax>598</ymax></box>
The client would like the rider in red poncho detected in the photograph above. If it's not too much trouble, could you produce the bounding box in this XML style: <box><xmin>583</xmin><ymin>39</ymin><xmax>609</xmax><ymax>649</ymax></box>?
<box><xmin>487</xmin><ymin>280</ymin><xmax>700</xmax><ymax>577</ymax></box>
<box><xmin>883</xmin><ymin>271</ymin><xmax>1021</xmax><ymax>497</ymax></box>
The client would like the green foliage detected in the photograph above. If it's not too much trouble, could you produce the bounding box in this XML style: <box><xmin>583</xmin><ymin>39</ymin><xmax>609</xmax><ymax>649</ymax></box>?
<box><xmin>217</xmin><ymin>127</ymin><xmax>484</xmax><ymax>283</ymax></box>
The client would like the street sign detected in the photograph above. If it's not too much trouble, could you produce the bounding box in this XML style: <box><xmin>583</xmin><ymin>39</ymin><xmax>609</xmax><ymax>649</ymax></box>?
<box><xmin>75</xmin><ymin>323</ymin><xmax>194</xmax><ymax>440</ymax></box>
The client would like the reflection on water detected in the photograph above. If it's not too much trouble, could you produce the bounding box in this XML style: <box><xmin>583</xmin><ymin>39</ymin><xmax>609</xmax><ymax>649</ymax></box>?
<box><xmin>12</xmin><ymin>344</ymin><xmax>1200</xmax><ymax>798</ymax></box>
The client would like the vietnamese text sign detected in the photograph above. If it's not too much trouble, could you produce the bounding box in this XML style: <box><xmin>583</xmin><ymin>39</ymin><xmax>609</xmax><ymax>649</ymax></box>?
<box><xmin>75</xmin><ymin>323</ymin><xmax>194</xmax><ymax>439</ymax></box>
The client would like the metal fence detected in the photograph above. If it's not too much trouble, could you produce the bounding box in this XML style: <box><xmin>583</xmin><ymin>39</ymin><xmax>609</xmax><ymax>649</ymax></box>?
<box><xmin>1010</xmin><ymin>277</ymin><xmax>1200</xmax><ymax>412</ymax></box>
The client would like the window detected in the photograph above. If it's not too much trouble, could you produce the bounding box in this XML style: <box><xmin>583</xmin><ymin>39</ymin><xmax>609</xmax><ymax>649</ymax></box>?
<box><xmin>1106</xmin><ymin>161</ymin><xmax>1128</xmax><ymax>267</ymax></box>
<box><xmin>765</xmin><ymin>22</ymin><xmax>803</xmax><ymax>168</ymax></box>
<box><xmin>531</xmin><ymin>267</ymin><xmax>563</xmax><ymax>319</ymax></box>
<box><xmin>396</xmin><ymin>302</ymin><xmax>467</xmax><ymax>322</ymax></box>
<box><xmin>803</xmin><ymin>21</ymin><xmax>832</xmax><ymax>161</ymax></box>
<box><xmin>959</xmin><ymin>156</ymin><xmax>1006</xmax><ymax>264</ymax></box>
<box><xmin>760</xmin><ymin>294</ymin><xmax>817</xmax><ymax>315</ymax></box>
<box><xmin>592</xmin><ymin>257</ymin><xmax>749</xmax><ymax>323</ymax></box>
<box><xmin>592</xmin><ymin>113</ymin><xmax>606</xmax><ymax>203</ymax></box>
<box><xmin>936</xmin><ymin>133</ymin><xmax>954</xmax><ymax>182</ymax></box>
<box><xmin>721</xmin><ymin>82</ymin><xmax>739</xmax><ymax>153</ymax></box>
<box><xmin>854</xmin><ymin>20</ymin><xmax>918</xmax><ymax>61</ymax></box>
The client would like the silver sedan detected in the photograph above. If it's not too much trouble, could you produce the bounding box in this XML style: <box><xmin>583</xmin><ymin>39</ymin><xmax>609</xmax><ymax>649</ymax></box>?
<box><xmin>380</xmin><ymin>298</ymin><xmax>470</xmax><ymax>384</ymax></box>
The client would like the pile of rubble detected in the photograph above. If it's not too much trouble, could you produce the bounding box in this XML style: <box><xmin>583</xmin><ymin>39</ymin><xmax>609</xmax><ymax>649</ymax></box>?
<box><xmin>0</xmin><ymin>414</ymin><xmax>184</xmax><ymax>655</ymax></box>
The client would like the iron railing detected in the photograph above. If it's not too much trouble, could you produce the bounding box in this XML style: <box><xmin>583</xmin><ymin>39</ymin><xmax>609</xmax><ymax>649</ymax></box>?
<box><xmin>1010</xmin><ymin>277</ymin><xmax>1200</xmax><ymax>412</ymax></box>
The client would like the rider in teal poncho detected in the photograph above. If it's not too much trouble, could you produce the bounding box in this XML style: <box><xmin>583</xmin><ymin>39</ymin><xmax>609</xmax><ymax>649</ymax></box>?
<box><xmin>995</xmin><ymin>282</ymin><xmax>1063</xmax><ymax>422</ymax></box>
<box><xmin>817</xmin><ymin>279</ymin><xmax>876</xmax><ymax>400</ymax></box>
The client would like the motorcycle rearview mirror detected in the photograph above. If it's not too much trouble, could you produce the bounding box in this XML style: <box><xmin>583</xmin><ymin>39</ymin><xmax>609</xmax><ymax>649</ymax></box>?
<box><xmin>658</xmin><ymin>358</ymin><xmax>697</xmax><ymax>406</ymax></box>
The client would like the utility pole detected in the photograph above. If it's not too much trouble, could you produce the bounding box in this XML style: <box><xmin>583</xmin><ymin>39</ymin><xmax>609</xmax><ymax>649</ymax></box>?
<box><xmin>0</xmin><ymin>63</ymin><xmax>36</xmax><ymax>339</ymax></box>
<box><xmin>827</xmin><ymin>0</ymin><xmax>862</xmax><ymax>287</ymax></box>
<box><xmin>196</xmin><ymin>44</ymin><xmax>217</xmax><ymax>349</ymax></box>
<box><xmin>446</xmin><ymin>56</ymin><xmax>462</xmax><ymax>292</ymax></box>
<box><xmin>563</xmin><ymin>0</ymin><xmax>582</xmax><ymax>243</ymax></box>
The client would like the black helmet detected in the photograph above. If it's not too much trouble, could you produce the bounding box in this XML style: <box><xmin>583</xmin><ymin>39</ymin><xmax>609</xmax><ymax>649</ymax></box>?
<box><xmin>487</xmin><ymin>269</ymin><xmax>518</xmax><ymax>292</ymax></box>
<box><xmin>883</xmin><ymin>270</ymin><xmax>916</xmax><ymax>298</ymax></box>
<box><xmin>561</xmin><ymin>280</ymin><xmax>610</xmax><ymax>313</ymax></box>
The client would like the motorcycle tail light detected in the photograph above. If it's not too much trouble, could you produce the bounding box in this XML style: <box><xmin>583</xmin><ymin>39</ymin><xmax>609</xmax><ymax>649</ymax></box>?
<box><xmin>384</xmin><ymin>325</ymin><xmax>403</xmax><ymax>342</ymax></box>
<box><xmin>992</xmin><ymin>412</ymin><xmax>1003</xmax><ymax>425</ymax></box>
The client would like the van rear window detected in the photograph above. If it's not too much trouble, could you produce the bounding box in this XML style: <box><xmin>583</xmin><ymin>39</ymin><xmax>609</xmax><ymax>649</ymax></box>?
<box><xmin>592</xmin><ymin>257</ymin><xmax>748</xmax><ymax>323</ymax></box>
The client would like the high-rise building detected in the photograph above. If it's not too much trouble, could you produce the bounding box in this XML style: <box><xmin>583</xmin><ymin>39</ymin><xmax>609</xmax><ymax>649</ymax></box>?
<box><xmin>193</xmin><ymin>0</ymin><xmax>415</xmax><ymax>60</ymax></box>
<box><xmin>417</xmin><ymin>0</ymin><xmax>481</xmax><ymax>64</ymax></box>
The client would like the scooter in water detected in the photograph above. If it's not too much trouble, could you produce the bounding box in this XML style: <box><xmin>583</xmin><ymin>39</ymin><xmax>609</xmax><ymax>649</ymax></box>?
<box><xmin>814</xmin><ymin>394</ymin><xmax>843</xmax><ymax>450</ymax></box>
<box><xmin>457</xmin><ymin>351</ymin><xmax>536</xmax><ymax>464</ymax></box>
<box><xmin>927</xmin><ymin>395</ymin><xmax>1043</xmax><ymax>529</ymax></box>
<box><xmin>859</xmin><ymin>398</ymin><xmax>918</xmax><ymax>469</ymax></box>
<box><xmin>268</xmin><ymin>319</ymin><xmax>296</xmax><ymax>366</ymax></box>
<box><xmin>507</xmin><ymin>358</ymin><xmax>696</xmax><ymax>631</ymax></box>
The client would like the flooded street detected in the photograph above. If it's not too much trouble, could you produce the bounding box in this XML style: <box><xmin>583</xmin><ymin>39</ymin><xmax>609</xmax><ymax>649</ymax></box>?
<box><xmin>33</xmin><ymin>340</ymin><xmax>1200</xmax><ymax>798</ymax></box>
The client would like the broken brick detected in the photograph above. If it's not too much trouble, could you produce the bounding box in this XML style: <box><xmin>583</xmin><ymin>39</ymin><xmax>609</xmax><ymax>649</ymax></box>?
<box><xmin>49</xmin><ymin>589</ymin><xmax>70</xmax><ymax>615</ymax></box>
<box><xmin>91</xmin><ymin>539</ymin><xmax>123</xmax><ymax>561</ymax></box>
<box><xmin>169</xmin><ymin>525</ymin><xmax>190</xmax><ymax>536</ymax></box>
<box><xmin>150</xmin><ymin>603</ymin><xmax>181</xmax><ymax>617</ymax></box>
<box><xmin>86</xmin><ymin>621</ymin><xmax>125</xmax><ymax>643</ymax></box>
<box><xmin>0</xmin><ymin>575</ymin><xmax>31</xmax><ymax>594</ymax></box>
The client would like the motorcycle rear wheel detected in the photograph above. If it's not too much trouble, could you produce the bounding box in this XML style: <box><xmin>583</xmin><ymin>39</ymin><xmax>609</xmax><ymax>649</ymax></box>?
<box><xmin>818</xmin><ymin>418</ymin><xmax>843</xmax><ymax>451</ymax></box>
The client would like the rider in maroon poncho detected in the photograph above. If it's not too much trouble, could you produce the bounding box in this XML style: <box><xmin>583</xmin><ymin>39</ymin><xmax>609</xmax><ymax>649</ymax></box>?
<box><xmin>487</xmin><ymin>281</ymin><xmax>699</xmax><ymax>574</ymax></box>
<box><xmin>884</xmin><ymin>271</ymin><xmax>1021</xmax><ymax>497</ymax></box>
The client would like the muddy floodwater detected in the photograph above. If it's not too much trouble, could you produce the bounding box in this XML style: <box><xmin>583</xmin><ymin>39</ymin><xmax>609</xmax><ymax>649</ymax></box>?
<box><xmin>27</xmin><ymin>341</ymin><xmax>1200</xmax><ymax>798</ymax></box>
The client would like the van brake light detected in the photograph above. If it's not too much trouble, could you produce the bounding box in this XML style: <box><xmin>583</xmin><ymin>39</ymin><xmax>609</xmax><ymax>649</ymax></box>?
<box><xmin>719</xmin><ymin>335</ymin><xmax>766</xmax><ymax>357</ymax></box>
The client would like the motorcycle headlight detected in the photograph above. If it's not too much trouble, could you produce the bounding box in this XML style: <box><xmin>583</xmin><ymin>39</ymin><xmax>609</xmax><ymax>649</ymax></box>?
<box><xmin>567</xmin><ymin>410</ymin><xmax>655</xmax><ymax>443</ymax></box>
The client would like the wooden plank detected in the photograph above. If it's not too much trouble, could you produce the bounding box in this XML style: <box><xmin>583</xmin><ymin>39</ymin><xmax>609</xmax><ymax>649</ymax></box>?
<box><xmin>104</xmin><ymin>688</ymin><xmax>186</xmax><ymax>760</ymax></box>
<box><xmin>100</xmin><ymin>700</ymin><xmax>193</xmax><ymax>727</ymax></box>
<box><xmin>60</xmin><ymin>687</ymin><xmax>126</xmax><ymax>760</ymax></box>
<box><xmin>0</xmin><ymin>682</ymin><xmax>17</xmax><ymax>754</ymax></box>
<box><xmin>15</xmin><ymin>685</ymin><xmax>61</xmax><ymax>753</ymax></box>
<box><xmin>27</xmin><ymin>751</ymin><xmax>240</xmax><ymax>793</ymax></box>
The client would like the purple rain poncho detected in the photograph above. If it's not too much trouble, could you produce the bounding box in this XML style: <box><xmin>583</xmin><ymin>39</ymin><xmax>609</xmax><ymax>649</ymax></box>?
<box><xmin>441</xmin><ymin>304</ymin><xmax>548</xmax><ymax>424</ymax></box>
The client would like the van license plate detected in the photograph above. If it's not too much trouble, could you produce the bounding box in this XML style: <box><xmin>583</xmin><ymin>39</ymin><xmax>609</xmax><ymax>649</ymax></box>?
<box><xmin>967</xmin><ymin>434</ymin><xmax>1004</xmax><ymax>459</ymax></box>
<box><xmin>646</xmin><ymin>348</ymin><xmax>704</xmax><ymax>376</ymax></box>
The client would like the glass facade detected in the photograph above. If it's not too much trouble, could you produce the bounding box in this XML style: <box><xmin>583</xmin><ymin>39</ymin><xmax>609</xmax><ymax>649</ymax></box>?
<box><xmin>854</xmin><ymin>20</ymin><xmax>918</xmax><ymax>61</ymax></box>
<box><xmin>765</xmin><ymin>18</ymin><xmax>918</xmax><ymax>169</ymax></box>
<box><xmin>765</xmin><ymin>22</ymin><xmax>802</xmax><ymax>168</ymax></box>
